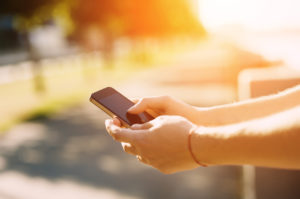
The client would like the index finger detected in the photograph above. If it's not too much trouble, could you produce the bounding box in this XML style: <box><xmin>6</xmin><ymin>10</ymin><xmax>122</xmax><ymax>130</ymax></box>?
<box><xmin>128</xmin><ymin>96</ymin><xmax>168</xmax><ymax>117</ymax></box>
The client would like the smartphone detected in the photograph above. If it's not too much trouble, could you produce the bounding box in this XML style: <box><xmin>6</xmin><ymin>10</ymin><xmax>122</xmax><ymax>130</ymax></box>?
<box><xmin>90</xmin><ymin>87</ymin><xmax>154</xmax><ymax>127</ymax></box>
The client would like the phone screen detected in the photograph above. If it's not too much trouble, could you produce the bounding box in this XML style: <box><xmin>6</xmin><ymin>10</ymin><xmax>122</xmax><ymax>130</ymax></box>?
<box><xmin>92</xmin><ymin>88</ymin><xmax>153</xmax><ymax>125</ymax></box>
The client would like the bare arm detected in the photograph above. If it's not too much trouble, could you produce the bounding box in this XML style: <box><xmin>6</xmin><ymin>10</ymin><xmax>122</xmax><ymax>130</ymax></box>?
<box><xmin>128</xmin><ymin>85</ymin><xmax>300</xmax><ymax>126</ymax></box>
<box><xmin>193</xmin><ymin>105</ymin><xmax>300</xmax><ymax>169</ymax></box>
<box><xmin>197</xmin><ymin>85</ymin><xmax>300</xmax><ymax>126</ymax></box>
<box><xmin>106</xmin><ymin>85</ymin><xmax>300</xmax><ymax>173</ymax></box>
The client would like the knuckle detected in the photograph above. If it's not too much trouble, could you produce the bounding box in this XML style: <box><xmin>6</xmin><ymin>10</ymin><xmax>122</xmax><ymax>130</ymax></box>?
<box><xmin>153</xmin><ymin>163</ymin><xmax>175</xmax><ymax>174</ymax></box>
<box><xmin>122</xmin><ymin>144</ymin><xmax>129</xmax><ymax>152</ymax></box>
<box><xmin>122</xmin><ymin>143</ymin><xmax>136</xmax><ymax>155</ymax></box>
<box><xmin>161</xmin><ymin>95</ymin><xmax>171</xmax><ymax>104</ymax></box>
<box><xmin>139</xmin><ymin>157</ymin><xmax>148</xmax><ymax>164</ymax></box>
<box><xmin>158</xmin><ymin>168</ymin><xmax>172</xmax><ymax>174</ymax></box>
<box><xmin>140</xmin><ymin>97</ymin><xmax>148</xmax><ymax>104</ymax></box>
<box><xmin>124</xmin><ymin>148</ymin><xmax>131</xmax><ymax>154</ymax></box>
<box><xmin>162</xmin><ymin>95</ymin><xmax>171</xmax><ymax>101</ymax></box>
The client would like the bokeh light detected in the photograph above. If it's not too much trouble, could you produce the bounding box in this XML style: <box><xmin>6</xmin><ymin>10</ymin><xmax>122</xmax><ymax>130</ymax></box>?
<box><xmin>1</xmin><ymin>0</ymin><xmax>300</xmax><ymax>198</ymax></box>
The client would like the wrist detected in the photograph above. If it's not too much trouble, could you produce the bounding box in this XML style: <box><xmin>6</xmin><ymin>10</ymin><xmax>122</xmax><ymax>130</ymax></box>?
<box><xmin>192</xmin><ymin>122</ymin><xmax>254</xmax><ymax>166</ymax></box>
<box><xmin>188</xmin><ymin>126</ymin><xmax>207</xmax><ymax>167</ymax></box>
<box><xmin>189</xmin><ymin>126</ymin><xmax>215</xmax><ymax>166</ymax></box>
<box><xmin>190</xmin><ymin>125</ymin><xmax>235</xmax><ymax>166</ymax></box>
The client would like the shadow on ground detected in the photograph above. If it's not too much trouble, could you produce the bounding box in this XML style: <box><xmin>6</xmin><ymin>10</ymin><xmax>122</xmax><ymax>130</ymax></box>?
<box><xmin>0</xmin><ymin>103</ymin><xmax>241</xmax><ymax>199</ymax></box>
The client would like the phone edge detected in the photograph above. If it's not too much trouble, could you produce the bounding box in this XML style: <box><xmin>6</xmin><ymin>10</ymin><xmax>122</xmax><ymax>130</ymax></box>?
<box><xmin>89</xmin><ymin>97</ymin><xmax>130</xmax><ymax>128</ymax></box>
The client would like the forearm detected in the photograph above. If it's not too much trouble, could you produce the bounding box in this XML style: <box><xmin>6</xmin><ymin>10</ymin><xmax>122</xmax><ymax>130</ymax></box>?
<box><xmin>195</xmin><ymin>85</ymin><xmax>300</xmax><ymax>126</ymax></box>
<box><xmin>192</xmin><ymin>105</ymin><xmax>300</xmax><ymax>169</ymax></box>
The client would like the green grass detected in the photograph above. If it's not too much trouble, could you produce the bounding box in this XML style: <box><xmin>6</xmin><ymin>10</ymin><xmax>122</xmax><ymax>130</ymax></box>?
<box><xmin>0</xmin><ymin>63</ymin><xmax>135</xmax><ymax>132</ymax></box>
<box><xmin>0</xmin><ymin>92</ymin><xmax>85</xmax><ymax>131</ymax></box>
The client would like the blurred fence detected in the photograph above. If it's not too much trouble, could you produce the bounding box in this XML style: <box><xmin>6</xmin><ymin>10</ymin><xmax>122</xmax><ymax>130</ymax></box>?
<box><xmin>0</xmin><ymin>51</ymin><xmax>116</xmax><ymax>131</ymax></box>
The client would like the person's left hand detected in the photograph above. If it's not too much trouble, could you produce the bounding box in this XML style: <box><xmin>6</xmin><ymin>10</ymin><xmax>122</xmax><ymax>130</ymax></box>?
<box><xmin>105</xmin><ymin>115</ymin><xmax>199</xmax><ymax>174</ymax></box>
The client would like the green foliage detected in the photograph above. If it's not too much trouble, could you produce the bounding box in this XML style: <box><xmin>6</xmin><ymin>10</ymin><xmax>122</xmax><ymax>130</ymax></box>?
<box><xmin>0</xmin><ymin>0</ymin><xmax>68</xmax><ymax>31</ymax></box>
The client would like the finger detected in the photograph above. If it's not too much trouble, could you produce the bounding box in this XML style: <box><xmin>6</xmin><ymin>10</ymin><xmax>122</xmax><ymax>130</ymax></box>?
<box><xmin>112</xmin><ymin>117</ymin><xmax>121</xmax><ymax>126</ymax></box>
<box><xmin>108</xmin><ymin>124</ymin><xmax>145</xmax><ymax>143</ymax></box>
<box><xmin>145</xmin><ymin>109</ymin><xmax>159</xmax><ymax>118</ymax></box>
<box><xmin>105</xmin><ymin>119</ymin><xmax>122</xmax><ymax>137</ymax></box>
<box><xmin>136</xmin><ymin>155</ymin><xmax>149</xmax><ymax>165</ymax></box>
<box><xmin>121</xmin><ymin>142</ymin><xmax>137</xmax><ymax>155</ymax></box>
<box><xmin>105</xmin><ymin>119</ymin><xmax>123</xmax><ymax>137</ymax></box>
<box><xmin>131</xmin><ymin>122</ymin><xmax>153</xmax><ymax>130</ymax></box>
<box><xmin>105</xmin><ymin>119</ymin><xmax>114</xmax><ymax>136</ymax></box>
<box><xmin>127</xmin><ymin>97</ymin><xmax>154</xmax><ymax>114</ymax></box>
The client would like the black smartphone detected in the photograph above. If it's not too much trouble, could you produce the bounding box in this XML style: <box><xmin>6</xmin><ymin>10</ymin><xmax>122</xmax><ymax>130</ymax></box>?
<box><xmin>90</xmin><ymin>87</ymin><xmax>154</xmax><ymax>127</ymax></box>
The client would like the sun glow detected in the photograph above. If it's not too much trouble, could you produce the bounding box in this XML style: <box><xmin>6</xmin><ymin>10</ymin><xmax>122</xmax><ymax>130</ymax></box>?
<box><xmin>199</xmin><ymin>0</ymin><xmax>300</xmax><ymax>31</ymax></box>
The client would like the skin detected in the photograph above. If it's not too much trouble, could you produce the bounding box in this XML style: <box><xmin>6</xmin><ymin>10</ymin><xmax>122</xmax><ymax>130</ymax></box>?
<box><xmin>191</xmin><ymin>106</ymin><xmax>300</xmax><ymax>169</ymax></box>
<box><xmin>106</xmin><ymin>116</ymin><xmax>199</xmax><ymax>174</ymax></box>
<box><xmin>105</xmin><ymin>85</ymin><xmax>300</xmax><ymax>174</ymax></box>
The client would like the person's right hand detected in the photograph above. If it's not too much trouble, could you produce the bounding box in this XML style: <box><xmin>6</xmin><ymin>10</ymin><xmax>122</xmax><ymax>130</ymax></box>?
<box><xmin>105</xmin><ymin>115</ymin><xmax>201</xmax><ymax>174</ymax></box>
<box><xmin>128</xmin><ymin>96</ymin><xmax>199</xmax><ymax>123</ymax></box>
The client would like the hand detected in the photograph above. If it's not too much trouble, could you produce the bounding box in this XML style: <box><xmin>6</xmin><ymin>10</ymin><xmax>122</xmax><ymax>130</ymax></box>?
<box><xmin>105</xmin><ymin>115</ymin><xmax>199</xmax><ymax>174</ymax></box>
<box><xmin>128</xmin><ymin>96</ymin><xmax>199</xmax><ymax>124</ymax></box>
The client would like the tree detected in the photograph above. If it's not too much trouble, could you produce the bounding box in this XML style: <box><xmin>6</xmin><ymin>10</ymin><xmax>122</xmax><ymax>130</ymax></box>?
<box><xmin>0</xmin><ymin>0</ymin><xmax>66</xmax><ymax>93</ymax></box>
<box><xmin>124</xmin><ymin>0</ymin><xmax>205</xmax><ymax>38</ymax></box>
<box><xmin>70</xmin><ymin>0</ymin><xmax>205</xmax><ymax>66</ymax></box>
<box><xmin>70</xmin><ymin>0</ymin><xmax>125</xmax><ymax>67</ymax></box>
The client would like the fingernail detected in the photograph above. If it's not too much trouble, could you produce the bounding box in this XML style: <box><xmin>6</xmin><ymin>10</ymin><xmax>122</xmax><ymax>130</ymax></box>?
<box><xmin>127</xmin><ymin>106</ymin><xmax>135</xmax><ymax>112</ymax></box>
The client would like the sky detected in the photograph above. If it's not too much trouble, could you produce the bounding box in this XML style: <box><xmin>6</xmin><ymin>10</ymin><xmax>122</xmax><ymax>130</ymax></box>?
<box><xmin>198</xmin><ymin>0</ymin><xmax>300</xmax><ymax>70</ymax></box>
<box><xmin>199</xmin><ymin>0</ymin><xmax>300</xmax><ymax>31</ymax></box>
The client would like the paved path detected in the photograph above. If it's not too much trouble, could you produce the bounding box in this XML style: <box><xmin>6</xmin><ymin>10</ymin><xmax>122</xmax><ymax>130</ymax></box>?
<box><xmin>0</xmin><ymin>103</ymin><xmax>240</xmax><ymax>199</ymax></box>
<box><xmin>0</xmin><ymin>42</ymin><xmax>244</xmax><ymax>199</ymax></box>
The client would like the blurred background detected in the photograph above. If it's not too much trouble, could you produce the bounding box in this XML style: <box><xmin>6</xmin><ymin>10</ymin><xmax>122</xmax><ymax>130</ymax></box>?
<box><xmin>0</xmin><ymin>0</ymin><xmax>300</xmax><ymax>199</ymax></box>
